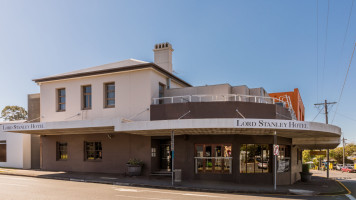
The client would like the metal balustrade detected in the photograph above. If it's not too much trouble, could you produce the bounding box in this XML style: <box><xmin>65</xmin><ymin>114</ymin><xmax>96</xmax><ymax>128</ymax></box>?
<box><xmin>152</xmin><ymin>94</ymin><xmax>297</xmax><ymax>120</ymax></box>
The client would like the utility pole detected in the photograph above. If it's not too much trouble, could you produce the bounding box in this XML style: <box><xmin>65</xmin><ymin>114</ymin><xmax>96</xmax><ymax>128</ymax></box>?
<box><xmin>314</xmin><ymin>100</ymin><xmax>336</xmax><ymax>179</ymax></box>
<box><xmin>343</xmin><ymin>137</ymin><xmax>347</xmax><ymax>167</ymax></box>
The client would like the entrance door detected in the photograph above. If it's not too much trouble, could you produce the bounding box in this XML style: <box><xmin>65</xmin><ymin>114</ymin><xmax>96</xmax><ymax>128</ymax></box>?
<box><xmin>160</xmin><ymin>144</ymin><xmax>171</xmax><ymax>171</ymax></box>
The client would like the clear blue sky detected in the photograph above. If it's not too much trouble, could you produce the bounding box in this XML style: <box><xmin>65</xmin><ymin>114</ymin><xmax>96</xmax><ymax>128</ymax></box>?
<box><xmin>0</xmin><ymin>0</ymin><xmax>355</xmax><ymax>143</ymax></box>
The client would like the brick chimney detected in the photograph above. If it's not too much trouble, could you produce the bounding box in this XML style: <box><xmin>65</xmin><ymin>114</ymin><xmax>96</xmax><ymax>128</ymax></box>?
<box><xmin>153</xmin><ymin>42</ymin><xmax>174</xmax><ymax>73</ymax></box>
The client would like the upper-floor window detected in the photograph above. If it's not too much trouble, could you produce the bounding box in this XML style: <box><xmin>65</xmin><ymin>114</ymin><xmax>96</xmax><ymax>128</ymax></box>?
<box><xmin>159</xmin><ymin>83</ymin><xmax>165</xmax><ymax>104</ymax></box>
<box><xmin>82</xmin><ymin>85</ymin><xmax>92</xmax><ymax>110</ymax></box>
<box><xmin>57</xmin><ymin>88</ymin><xmax>66</xmax><ymax>112</ymax></box>
<box><xmin>104</xmin><ymin>82</ymin><xmax>115</xmax><ymax>108</ymax></box>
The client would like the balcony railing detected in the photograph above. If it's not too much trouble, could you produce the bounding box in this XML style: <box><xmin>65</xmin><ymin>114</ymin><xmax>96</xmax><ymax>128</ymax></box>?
<box><xmin>152</xmin><ymin>94</ymin><xmax>297</xmax><ymax>120</ymax></box>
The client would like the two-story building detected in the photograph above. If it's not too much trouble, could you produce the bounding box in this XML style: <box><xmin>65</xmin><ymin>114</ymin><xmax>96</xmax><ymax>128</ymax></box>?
<box><xmin>1</xmin><ymin>42</ymin><xmax>341</xmax><ymax>185</ymax></box>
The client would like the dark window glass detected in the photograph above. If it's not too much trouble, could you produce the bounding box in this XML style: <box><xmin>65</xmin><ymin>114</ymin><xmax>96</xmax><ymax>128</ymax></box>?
<box><xmin>158</xmin><ymin>83</ymin><xmax>165</xmax><ymax>104</ymax></box>
<box><xmin>82</xmin><ymin>86</ymin><xmax>92</xmax><ymax>109</ymax></box>
<box><xmin>0</xmin><ymin>141</ymin><xmax>6</xmax><ymax>162</ymax></box>
<box><xmin>105</xmin><ymin>83</ymin><xmax>115</xmax><ymax>108</ymax></box>
<box><xmin>57</xmin><ymin>88</ymin><xmax>66</xmax><ymax>111</ymax></box>
<box><xmin>56</xmin><ymin>142</ymin><xmax>68</xmax><ymax>160</ymax></box>
<box><xmin>85</xmin><ymin>141</ymin><xmax>102</xmax><ymax>160</ymax></box>
<box><xmin>240</xmin><ymin>144</ymin><xmax>270</xmax><ymax>174</ymax></box>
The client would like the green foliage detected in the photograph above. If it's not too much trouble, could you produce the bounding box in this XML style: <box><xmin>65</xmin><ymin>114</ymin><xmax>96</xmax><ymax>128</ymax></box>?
<box><xmin>127</xmin><ymin>158</ymin><xmax>144</xmax><ymax>167</ymax></box>
<box><xmin>1</xmin><ymin>105</ymin><xmax>28</xmax><ymax>121</ymax></box>
<box><xmin>330</xmin><ymin>144</ymin><xmax>356</xmax><ymax>164</ymax></box>
<box><xmin>302</xmin><ymin>150</ymin><xmax>312</xmax><ymax>163</ymax></box>
<box><xmin>302</xmin><ymin>164</ymin><xmax>310</xmax><ymax>173</ymax></box>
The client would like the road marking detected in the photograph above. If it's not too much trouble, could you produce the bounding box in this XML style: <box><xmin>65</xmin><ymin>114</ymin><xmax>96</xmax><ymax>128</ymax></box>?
<box><xmin>0</xmin><ymin>176</ymin><xmax>38</xmax><ymax>181</ymax></box>
<box><xmin>0</xmin><ymin>183</ymin><xmax>28</xmax><ymax>187</ymax></box>
<box><xmin>346</xmin><ymin>194</ymin><xmax>356</xmax><ymax>200</ymax></box>
<box><xmin>114</xmin><ymin>187</ymin><xmax>227</xmax><ymax>198</ymax></box>
<box><xmin>116</xmin><ymin>188</ymin><xmax>138</xmax><ymax>192</ymax></box>
<box><xmin>115</xmin><ymin>194</ymin><xmax>171</xmax><ymax>200</ymax></box>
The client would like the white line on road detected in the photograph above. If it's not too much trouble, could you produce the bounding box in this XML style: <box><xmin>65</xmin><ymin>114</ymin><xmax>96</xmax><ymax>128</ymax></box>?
<box><xmin>116</xmin><ymin>194</ymin><xmax>171</xmax><ymax>200</ymax></box>
<box><xmin>346</xmin><ymin>194</ymin><xmax>356</xmax><ymax>200</ymax></box>
<box><xmin>0</xmin><ymin>176</ymin><xmax>38</xmax><ymax>181</ymax></box>
<box><xmin>114</xmin><ymin>187</ymin><xmax>227</xmax><ymax>198</ymax></box>
<box><xmin>0</xmin><ymin>183</ymin><xmax>28</xmax><ymax>187</ymax></box>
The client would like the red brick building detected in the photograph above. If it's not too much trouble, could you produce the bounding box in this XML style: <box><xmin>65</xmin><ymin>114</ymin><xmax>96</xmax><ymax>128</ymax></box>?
<box><xmin>269</xmin><ymin>88</ymin><xmax>305</xmax><ymax>121</ymax></box>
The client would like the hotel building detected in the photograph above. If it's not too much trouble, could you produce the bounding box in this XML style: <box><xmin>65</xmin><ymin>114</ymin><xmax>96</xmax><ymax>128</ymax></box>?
<box><xmin>1</xmin><ymin>43</ymin><xmax>341</xmax><ymax>185</ymax></box>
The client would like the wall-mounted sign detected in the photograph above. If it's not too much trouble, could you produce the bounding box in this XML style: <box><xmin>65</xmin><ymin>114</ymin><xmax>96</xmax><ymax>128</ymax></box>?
<box><xmin>2</xmin><ymin>123</ymin><xmax>45</xmax><ymax>131</ymax></box>
<box><xmin>236</xmin><ymin>119</ymin><xmax>309</xmax><ymax>130</ymax></box>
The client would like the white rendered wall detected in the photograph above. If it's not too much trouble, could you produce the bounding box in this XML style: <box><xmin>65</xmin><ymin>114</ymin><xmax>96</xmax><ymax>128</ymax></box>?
<box><xmin>0</xmin><ymin>130</ymin><xmax>31</xmax><ymax>169</ymax></box>
<box><xmin>40</xmin><ymin>69</ymin><xmax>186</xmax><ymax>122</ymax></box>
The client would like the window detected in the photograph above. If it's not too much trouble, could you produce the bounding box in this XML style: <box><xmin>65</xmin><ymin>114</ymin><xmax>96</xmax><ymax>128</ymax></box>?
<box><xmin>158</xmin><ymin>83</ymin><xmax>165</xmax><ymax>104</ymax></box>
<box><xmin>104</xmin><ymin>82</ymin><xmax>115</xmax><ymax>108</ymax></box>
<box><xmin>56</xmin><ymin>142</ymin><xmax>68</xmax><ymax>160</ymax></box>
<box><xmin>0</xmin><ymin>141</ymin><xmax>6</xmax><ymax>162</ymax></box>
<box><xmin>82</xmin><ymin>85</ymin><xmax>92</xmax><ymax>110</ymax></box>
<box><xmin>195</xmin><ymin>144</ymin><xmax>232</xmax><ymax>174</ymax></box>
<box><xmin>57</xmin><ymin>88</ymin><xmax>66</xmax><ymax>111</ymax></box>
<box><xmin>277</xmin><ymin>145</ymin><xmax>291</xmax><ymax>172</ymax></box>
<box><xmin>240</xmin><ymin>144</ymin><xmax>270</xmax><ymax>173</ymax></box>
<box><xmin>85</xmin><ymin>141</ymin><xmax>102</xmax><ymax>160</ymax></box>
<box><xmin>151</xmin><ymin>148</ymin><xmax>156</xmax><ymax>157</ymax></box>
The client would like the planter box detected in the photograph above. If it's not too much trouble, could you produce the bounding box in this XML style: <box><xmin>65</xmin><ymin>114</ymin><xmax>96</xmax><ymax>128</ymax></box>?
<box><xmin>300</xmin><ymin>172</ymin><xmax>312</xmax><ymax>182</ymax></box>
<box><xmin>127</xmin><ymin>165</ymin><xmax>142</xmax><ymax>176</ymax></box>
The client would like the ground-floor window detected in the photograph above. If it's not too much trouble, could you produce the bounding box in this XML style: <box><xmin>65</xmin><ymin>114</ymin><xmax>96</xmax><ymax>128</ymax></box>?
<box><xmin>240</xmin><ymin>144</ymin><xmax>270</xmax><ymax>173</ymax></box>
<box><xmin>194</xmin><ymin>144</ymin><xmax>232</xmax><ymax>174</ymax></box>
<box><xmin>85</xmin><ymin>141</ymin><xmax>102</xmax><ymax>161</ymax></box>
<box><xmin>0</xmin><ymin>141</ymin><xmax>6</xmax><ymax>162</ymax></box>
<box><xmin>277</xmin><ymin>145</ymin><xmax>291</xmax><ymax>172</ymax></box>
<box><xmin>56</xmin><ymin>142</ymin><xmax>68</xmax><ymax>160</ymax></box>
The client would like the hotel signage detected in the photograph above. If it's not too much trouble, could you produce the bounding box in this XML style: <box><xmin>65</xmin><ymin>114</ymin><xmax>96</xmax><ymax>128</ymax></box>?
<box><xmin>2</xmin><ymin>123</ymin><xmax>45</xmax><ymax>131</ymax></box>
<box><xmin>236</xmin><ymin>119</ymin><xmax>309</xmax><ymax>130</ymax></box>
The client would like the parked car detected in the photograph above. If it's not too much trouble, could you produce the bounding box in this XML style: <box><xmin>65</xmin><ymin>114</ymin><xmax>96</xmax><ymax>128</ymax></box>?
<box><xmin>336</xmin><ymin>164</ymin><xmax>343</xmax><ymax>170</ymax></box>
<box><xmin>341</xmin><ymin>166</ymin><xmax>356</xmax><ymax>173</ymax></box>
<box><xmin>258</xmin><ymin>162</ymin><xmax>268</xmax><ymax>169</ymax></box>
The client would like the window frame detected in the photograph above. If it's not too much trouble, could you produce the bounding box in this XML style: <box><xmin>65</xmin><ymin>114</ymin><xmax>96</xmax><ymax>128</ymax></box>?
<box><xmin>104</xmin><ymin>82</ymin><xmax>115</xmax><ymax>108</ymax></box>
<box><xmin>57</xmin><ymin>88</ymin><xmax>66</xmax><ymax>112</ymax></box>
<box><xmin>194</xmin><ymin>144</ymin><xmax>232</xmax><ymax>174</ymax></box>
<box><xmin>82</xmin><ymin>85</ymin><xmax>92</xmax><ymax>110</ymax></box>
<box><xmin>84</xmin><ymin>141</ymin><xmax>102</xmax><ymax>161</ymax></box>
<box><xmin>56</xmin><ymin>142</ymin><xmax>68</xmax><ymax>161</ymax></box>
<box><xmin>240</xmin><ymin>144</ymin><xmax>271</xmax><ymax>174</ymax></box>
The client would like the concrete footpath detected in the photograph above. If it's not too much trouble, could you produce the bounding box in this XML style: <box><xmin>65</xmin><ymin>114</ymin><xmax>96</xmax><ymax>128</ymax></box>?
<box><xmin>0</xmin><ymin>168</ymin><xmax>348</xmax><ymax>196</ymax></box>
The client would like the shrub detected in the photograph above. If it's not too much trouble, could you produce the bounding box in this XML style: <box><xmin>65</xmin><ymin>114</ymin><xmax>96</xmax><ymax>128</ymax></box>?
<box><xmin>302</xmin><ymin>164</ymin><xmax>310</xmax><ymax>173</ymax></box>
<box><xmin>127</xmin><ymin>158</ymin><xmax>144</xmax><ymax>167</ymax></box>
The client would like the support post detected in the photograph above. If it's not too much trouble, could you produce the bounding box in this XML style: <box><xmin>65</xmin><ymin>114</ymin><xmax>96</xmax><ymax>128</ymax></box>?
<box><xmin>171</xmin><ymin>130</ymin><xmax>174</xmax><ymax>186</ymax></box>
<box><xmin>327</xmin><ymin>149</ymin><xmax>330</xmax><ymax>179</ymax></box>
<box><xmin>273</xmin><ymin>131</ymin><xmax>277</xmax><ymax>191</ymax></box>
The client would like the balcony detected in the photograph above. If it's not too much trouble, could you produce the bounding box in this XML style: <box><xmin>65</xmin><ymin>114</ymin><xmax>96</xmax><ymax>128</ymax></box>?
<box><xmin>151</xmin><ymin>94</ymin><xmax>296</xmax><ymax>121</ymax></box>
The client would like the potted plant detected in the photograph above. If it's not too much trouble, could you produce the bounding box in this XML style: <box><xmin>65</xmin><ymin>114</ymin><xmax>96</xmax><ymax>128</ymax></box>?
<box><xmin>127</xmin><ymin>158</ymin><xmax>144</xmax><ymax>176</ymax></box>
<box><xmin>300</xmin><ymin>164</ymin><xmax>313</xmax><ymax>182</ymax></box>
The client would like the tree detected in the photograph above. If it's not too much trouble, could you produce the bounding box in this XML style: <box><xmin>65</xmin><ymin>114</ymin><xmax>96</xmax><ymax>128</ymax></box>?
<box><xmin>302</xmin><ymin>150</ymin><xmax>312</xmax><ymax>163</ymax></box>
<box><xmin>1</xmin><ymin>105</ymin><xmax>28</xmax><ymax>121</ymax></box>
<box><xmin>329</xmin><ymin>143</ymin><xmax>356</xmax><ymax>164</ymax></box>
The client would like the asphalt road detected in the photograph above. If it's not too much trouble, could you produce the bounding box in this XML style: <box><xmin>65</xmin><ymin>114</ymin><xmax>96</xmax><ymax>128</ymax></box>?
<box><xmin>0</xmin><ymin>174</ymin><xmax>352</xmax><ymax>200</ymax></box>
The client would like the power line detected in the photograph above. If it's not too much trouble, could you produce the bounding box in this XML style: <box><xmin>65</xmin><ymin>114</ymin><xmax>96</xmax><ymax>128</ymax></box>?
<box><xmin>332</xmin><ymin>42</ymin><xmax>356</xmax><ymax>123</ymax></box>
<box><xmin>316</xmin><ymin>0</ymin><xmax>319</xmax><ymax>102</ymax></box>
<box><xmin>341</xmin><ymin>0</ymin><xmax>354</xmax><ymax>51</ymax></box>
<box><xmin>312</xmin><ymin>106</ymin><xmax>323</xmax><ymax>121</ymax></box>
<box><xmin>321</xmin><ymin>0</ymin><xmax>330</xmax><ymax>100</ymax></box>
